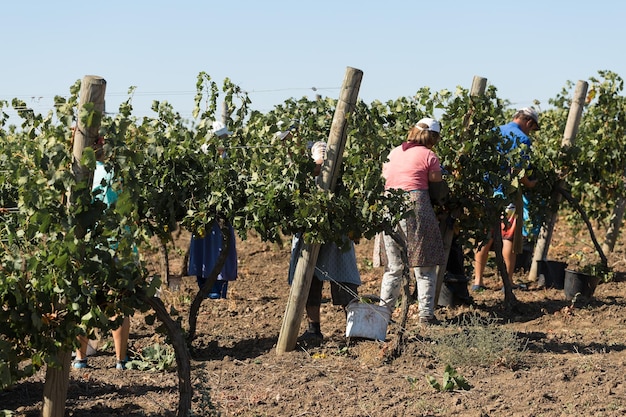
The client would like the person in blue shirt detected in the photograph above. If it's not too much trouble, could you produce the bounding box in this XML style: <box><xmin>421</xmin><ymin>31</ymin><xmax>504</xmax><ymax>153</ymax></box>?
<box><xmin>473</xmin><ymin>107</ymin><xmax>540</xmax><ymax>292</ymax></box>
<box><xmin>188</xmin><ymin>121</ymin><xmax>238</xmax><ymax>298</ymax></box>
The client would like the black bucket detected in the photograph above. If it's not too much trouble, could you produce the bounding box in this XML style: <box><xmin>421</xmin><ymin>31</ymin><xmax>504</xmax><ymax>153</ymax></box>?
<box><xmin>537</xmin><ymin>260</ymin><xmax>567</xmax><ymax>289</ymax></box>
<box><xmin>437</xmin><ymin>273</ymin><xmax>472</xmax><ymax>307</ymax></box>
<box><xmin>564</xmin><ymin>269</ymin><xmax>600</xmax><ymax>302</ymax></box>
<box><xmin>515</xmin><ymin>247</ymin><xmax>534</xmax><ymax>273</ymax></box>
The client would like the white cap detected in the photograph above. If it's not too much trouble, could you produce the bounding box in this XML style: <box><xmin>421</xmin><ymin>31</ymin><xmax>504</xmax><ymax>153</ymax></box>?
<box><xmin>517</xmin><ymin>107</ymin><xmax>540</xmax><ymax>129</ymax></box>
<box><xmin>310</xmin><ymin>141</ymin><xmax>327</xmax><ymax>162</ymax></box>
<box><xmin>212</xmin><ymin>121</ymin><xmax>232</xmax><ymax>137</ymax></box>
<box><xmin>415</xmin><ymin>117</ymin><xmax>441</xmax><ymax>133</ymax></box>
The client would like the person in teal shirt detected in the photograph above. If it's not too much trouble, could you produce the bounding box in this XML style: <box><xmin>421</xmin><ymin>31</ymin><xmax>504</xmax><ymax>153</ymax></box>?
<box><xmin>73</xmin><ymin>136</ymin><xmax>132</xmax><ymax>371</ymax></box>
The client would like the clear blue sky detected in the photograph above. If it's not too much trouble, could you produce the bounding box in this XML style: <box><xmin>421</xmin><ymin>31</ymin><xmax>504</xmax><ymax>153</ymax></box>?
<box><xmin>2</xmin><ymin>0</ymin><xmax>624</xmax><ymax>122</ymax></box>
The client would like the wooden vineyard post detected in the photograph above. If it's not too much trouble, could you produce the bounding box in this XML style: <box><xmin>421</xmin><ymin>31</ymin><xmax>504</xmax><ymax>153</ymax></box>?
<box><xmin>434</xmin><ymin>75</ymin><xmax>487</xmax><ymax>305</ymax></box>
<box><xmin>528</xmin><ymin>80</ymin><xmax>588</xmax><ymax>281</ymax></box>
<box><xmin>276</xmin><ymin>67</ymin><xmax>363</xmax><ymax>354</ymax></box>
<box><xmin>72</xmin><ymin>76</ymin><xmax>107</xmax><ymax>184</ymax></box>
<box><xmin>42</xmin><ymin>75</ymin><xmax>106</xmax><ymax>417</ymax></box>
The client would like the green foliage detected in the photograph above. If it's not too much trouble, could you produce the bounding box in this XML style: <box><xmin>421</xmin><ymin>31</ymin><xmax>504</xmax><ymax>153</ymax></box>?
<box><xmin>523</xmin><ymin>103</ymin><xmax>567</xmax><ymax>234</ymax></box>
<box><xmin>237</xmin><ymin>95</ymin><xmax>409</xmax><ymax>247</ymax></box>
<box><xmin>425</xmin><ymin>364</ymin><xmax>471</xmax><ymax>391</ymax></box>
<box><xmin>126</xmin><ymin>343</ymin><xmax>176</xmax><ymax>371</ymax></box>
<box><xmin>439</xmin><ymin>86</ymin><xmax>510</xmax><ymax>242</ymax></box>
<box><xmin>134</xmin><ymin>74</ymin><xmax>252</xmax><ymax>240</ymax></box>
<box><xmin>580</xmin><ymin>262</ymin><xmax>615</xmax><ymax>283</ymax></box>
<box><xmin>548</xmin><ymin>71</ymin><xmax>626</xmax><ymax>231</ymax></box>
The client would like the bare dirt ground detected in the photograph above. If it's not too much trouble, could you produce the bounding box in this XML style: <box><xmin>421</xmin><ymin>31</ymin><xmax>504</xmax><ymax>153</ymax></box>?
<box><xmin>2</xmin><ymin>217</ymin><xmax>626</xmax><ymax>416</ymax></box>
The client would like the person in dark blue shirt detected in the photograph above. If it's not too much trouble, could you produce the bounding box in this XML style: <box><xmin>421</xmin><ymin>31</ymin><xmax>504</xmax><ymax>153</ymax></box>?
<box><xmin>189</xmin><ymin>121</ymin><xmax>238</xmax><ymax>299</ymax></box>
<box><xmin>473</xmin><ymin>107</ymin><xmax>540</xmax><ymax>292</ymax></box>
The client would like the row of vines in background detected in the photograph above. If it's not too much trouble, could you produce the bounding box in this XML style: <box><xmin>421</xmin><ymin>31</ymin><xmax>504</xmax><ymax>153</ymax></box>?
<box><xmin>0</xmin><ymin>69</ymin><xmax>625</xmax><ymax>397</ymax></box>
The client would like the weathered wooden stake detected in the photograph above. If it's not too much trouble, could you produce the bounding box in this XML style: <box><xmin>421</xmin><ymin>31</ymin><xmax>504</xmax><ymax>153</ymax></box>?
<box><xmin>72</xmin><ymin>75</ymin><xmax>107</xmax><ymax>183</ymax></box>
<box><xmin>42</xmin><ymin>75</ymin><xmax>106</xmax><ymax>417</ymax></box>
<box><xmin>276</xmin><ymin>67</ymin><xmax>363</xmax><ymax>354</ymax></box>
<box><xmin>434</xmin><ymin>76</ymin><xmax>487</xmax><ymax>304</ymax></box>
<box><xmin>528</xmin><ymin>80</ymin><xmax>588</xmax><ymax>281</ymax></box>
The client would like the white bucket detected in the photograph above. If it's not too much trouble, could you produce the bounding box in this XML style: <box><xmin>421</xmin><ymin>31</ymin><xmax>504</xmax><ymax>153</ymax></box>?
<box><xmin>345</xmin><ymin>295</ymin><xmax>391</xmax><ymax>341</ymax></box>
